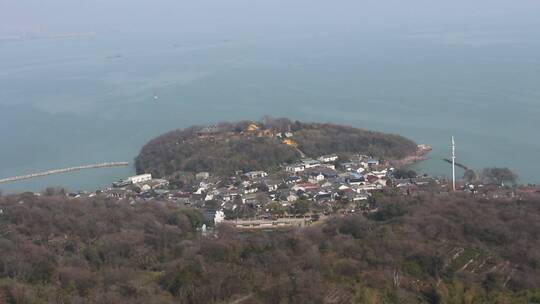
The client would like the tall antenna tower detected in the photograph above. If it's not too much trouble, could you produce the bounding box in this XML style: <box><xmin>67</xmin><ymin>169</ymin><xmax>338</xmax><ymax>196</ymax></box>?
<box><xmin>452</xmin><ymin>136</ymin><xmax>456</xmax><ymax>191</ymax></box>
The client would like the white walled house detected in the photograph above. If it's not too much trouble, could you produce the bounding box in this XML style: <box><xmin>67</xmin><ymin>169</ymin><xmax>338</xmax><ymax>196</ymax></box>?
<box><xmin>265</xmin><ymin>180</ymin><xmax>281</xmax><ymax>192</ymax></box>
<box><xmin>243</xmin><ymin>186</ymin><xmax>259</xmax><ymax>194</ymax></box>
<box><xmin>127</xmin><ymin>174</ymin><xmax>152</xmax><ymax>184</ymax></box>
<box><xmin>214</xmin><ymin>210</ymin><xmax>225</xmax><ymax>224</ymax></box>
<box><xmin>318</xmin><ymin>154</ymin><xmax>339</xmax><ymax>163</ymax></box>
<box><xmin>356</xmin><ymin>167</ymin><xmax>366</xmax><ymax>174</ymax></box>
<box><xmin>372</xmin><ymin>169</ymin><xmax>388</xmax><ymax>178</ymax></box>
<box><xmin>196</xmin><ymin>172</ymin><xmax>210</xmax><ymax>180</ymax></box>
<box><xmin>309</xmin><ymin>173</ymin><xmax>325</xmax><ymax>183</ymax></box>
<box><xmin>302</xmin><ymin>159</ymin><xmax>321</xmax><ymax>169</ymax></box>
<box><xmin>245</xmin><ymin>171</ymin><xmax>268</xmax><ymax>179</ymax></box>
<box><xmin>286</xmin><ymin>164</ymin><xmax>305</xmax><ymax>173</ymax></box>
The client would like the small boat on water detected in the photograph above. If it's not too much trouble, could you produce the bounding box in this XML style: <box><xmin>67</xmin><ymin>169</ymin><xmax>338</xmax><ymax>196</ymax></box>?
<box><xmin>153</xmin><ymin>92</ymin><xmax>159</xmax><ymax>102</ymax></box>
<box><xmin>106</xmin><ymin>53</ymin><xmax>123</xmax><ymax>60</ymax></box>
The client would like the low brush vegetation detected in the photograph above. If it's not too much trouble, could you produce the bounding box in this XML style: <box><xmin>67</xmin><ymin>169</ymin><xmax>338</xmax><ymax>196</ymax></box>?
<box><xmin>1</xmin><ymin>191</ymin><xmax>540</xmax><ymax>303</ymax></box>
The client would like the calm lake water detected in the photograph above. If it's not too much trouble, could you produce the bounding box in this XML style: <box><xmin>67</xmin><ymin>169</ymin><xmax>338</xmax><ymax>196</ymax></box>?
<box><xmin>1</xmin><ymin>28</ymin><xmax>539</xmax><ymax>192</ymax></box>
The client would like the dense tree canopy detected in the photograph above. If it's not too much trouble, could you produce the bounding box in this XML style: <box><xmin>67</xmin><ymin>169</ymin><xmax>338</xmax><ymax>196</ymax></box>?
<box><xmin>393</xmin><ymin>168</ymin><xmax>418</xmax><ymax>179</ymax></box>
<box><xmin>135</xmin><ymin>119</ymin><xmax>418</xmax><ymax>178</ymax></box>
<box><xmin>1</xmin><ymin>192</ymin><xmax>539</xmax><ymax>303</ymax></box>
<box><xmin>481</xmin><ymin>167</ymin><xmax>519</xmax><ymax>186</ymax></box>
<box><xmin>291</xmin><ymin>122</ymin><xmax>417</xmax><ymax>160</ymax></box>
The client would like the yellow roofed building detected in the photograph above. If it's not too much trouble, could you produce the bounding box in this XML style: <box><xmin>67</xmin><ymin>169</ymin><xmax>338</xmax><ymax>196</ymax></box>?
<box><xmin>283</xmin><ymin>138</ymin><xmax>298</xmax><ymax>147</ymax></box>
<box><xmin>247</xmin><ymin>123</ymin><xmax>260</xmax><ymax>132</ymax></box>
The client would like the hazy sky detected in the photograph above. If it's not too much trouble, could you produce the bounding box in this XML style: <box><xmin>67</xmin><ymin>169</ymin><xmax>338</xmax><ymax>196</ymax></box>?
<box><xmin>1</xmin><ymin>0</ymin><xmax>539</xmax><ymax>35</ymax></box>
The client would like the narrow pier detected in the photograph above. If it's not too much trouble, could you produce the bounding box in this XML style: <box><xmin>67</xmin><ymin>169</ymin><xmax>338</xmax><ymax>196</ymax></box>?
<box><xmin>443</xmin><ymin>158</ymin><xmax>469</xmax><ymax>171</ymax></box>
<box><xmin>0</xmin><ymin>162</ymin><xmax>129</xmax><ymax>184</ymax></box>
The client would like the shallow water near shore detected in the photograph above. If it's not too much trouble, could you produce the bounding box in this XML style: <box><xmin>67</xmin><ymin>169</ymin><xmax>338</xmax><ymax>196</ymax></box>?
<box><xmin>1</xmin><ymin>27</ymin><xmax>539</xmax><ymax>192</ymax></box>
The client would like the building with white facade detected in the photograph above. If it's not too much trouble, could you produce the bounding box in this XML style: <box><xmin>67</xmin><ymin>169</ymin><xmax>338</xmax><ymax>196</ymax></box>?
<box><xmin>127</xmin><ymin>174</ymin><xmax>152</xmax><ymax>184</ymax></box>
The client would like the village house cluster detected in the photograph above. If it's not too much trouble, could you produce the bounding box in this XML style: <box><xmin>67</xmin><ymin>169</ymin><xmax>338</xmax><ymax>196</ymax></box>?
<box><xmin>66</xmin><ymin>158</ymin><xmax>538</xmax><ymax>229</ymax></box>
<box><xmin>92</xmin><ymin>150</ymin><xmax>442</xmax><ymax>227</ymax></box>
<box><xmin>60</xmin><ymin>157</ymin><xmax>540</xmax><ymax>231</ymax></box>
<box><xmin>68</xmin><ymin>122</ymin><xmax>538</xmax><ymax>228</ymax></box>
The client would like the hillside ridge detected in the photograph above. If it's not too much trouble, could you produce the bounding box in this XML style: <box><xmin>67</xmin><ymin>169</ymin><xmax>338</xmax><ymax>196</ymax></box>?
<box><xmin>135</xmin><ymin>118</ymin><xmax>419</xmax><ymax>178</ymax></box>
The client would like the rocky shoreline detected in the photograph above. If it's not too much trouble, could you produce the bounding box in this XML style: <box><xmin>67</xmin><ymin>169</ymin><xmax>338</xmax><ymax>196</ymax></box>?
<box><xmin>391</xmin><ymin>144</ymin><xmax>432</xmax><ymax>167</ymax></box>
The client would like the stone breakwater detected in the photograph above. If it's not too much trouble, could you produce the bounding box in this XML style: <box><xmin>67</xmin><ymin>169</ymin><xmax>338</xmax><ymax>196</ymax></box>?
<box><xmin>0</xmin><ymin>162</ymin><xmax>129</xmax><ymax>184</ymax></box>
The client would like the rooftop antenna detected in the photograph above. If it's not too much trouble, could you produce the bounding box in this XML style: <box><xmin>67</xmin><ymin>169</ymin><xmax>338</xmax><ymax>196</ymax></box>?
<box><xmin>452</xmin><ymin>136</ymin><xmax>456</xmax><ymax>191</ymax></box>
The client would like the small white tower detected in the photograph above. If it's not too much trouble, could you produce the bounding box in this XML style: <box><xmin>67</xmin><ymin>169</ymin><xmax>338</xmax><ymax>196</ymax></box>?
<box><xmin>452</xmin><ymin>136</ymin><xmax>456</xmax><ymax>191</ymax></box>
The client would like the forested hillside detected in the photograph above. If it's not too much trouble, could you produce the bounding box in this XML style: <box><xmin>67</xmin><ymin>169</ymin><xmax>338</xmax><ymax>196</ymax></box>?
<box><xmin>291</xmin><ymin>121</ymin><xmax>417</xmax><ymax>160</ymax></box>
<box><xmin>1</xmin><ymin>192</ymin><xmax>539</xmax><ymax>303</ymax></box>
<box><xmin>135</xmin><ymin>119</ymin><xmax>418</xmax><ymax>178</ymax></box>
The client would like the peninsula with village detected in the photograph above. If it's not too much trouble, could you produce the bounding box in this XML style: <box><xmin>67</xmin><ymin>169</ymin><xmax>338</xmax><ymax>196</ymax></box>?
<box><xmin>124</xmin><ymin>118</ymin><xmax>430</xmax><ymax>227</ymax></box>
<box><xmin>1</xmin><ymin>118</ymin><xmax>539</xmax><ymax>302</ymax></box>
<box><xmin>74</xmin><ymin>117</ymin><xmax>524</xmax><ymax>229</ymax></box>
